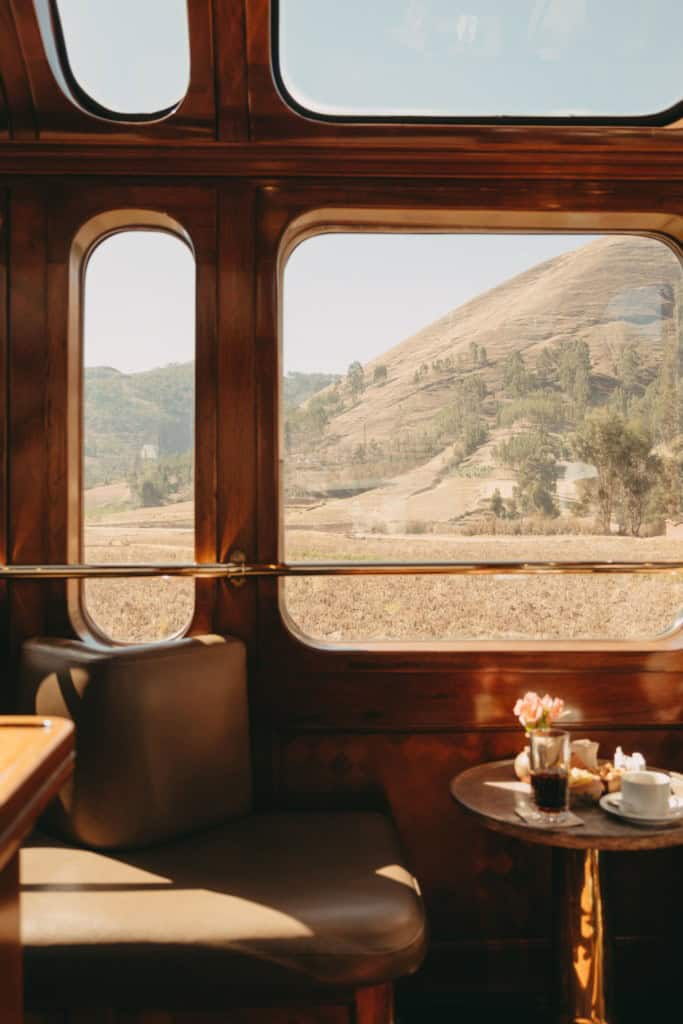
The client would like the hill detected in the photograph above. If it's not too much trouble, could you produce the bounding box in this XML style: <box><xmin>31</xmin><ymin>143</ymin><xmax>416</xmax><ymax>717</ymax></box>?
<box><xmin>84</xmin><ymin>362</ymin><xmax>194</xmax><ymax>489</ymax></box>
<box><xmin>284</xmin><ymin>236</ymin><xmax>683</xmax><ymax>534</ymax></box>
<box><xmin>283</xmin><ymin>371</ymin><xmax>341</xmax><ymax>409</ymax></box>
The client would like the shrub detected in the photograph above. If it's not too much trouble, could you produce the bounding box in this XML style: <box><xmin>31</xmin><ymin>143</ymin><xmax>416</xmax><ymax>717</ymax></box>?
<box><xmin>406</xmin><ymin>519</ymin><xmax>428</xmax><ymax>534</ymax></box>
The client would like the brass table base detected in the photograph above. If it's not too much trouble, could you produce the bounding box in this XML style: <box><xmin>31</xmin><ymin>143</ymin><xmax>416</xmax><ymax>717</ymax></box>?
<box><xmin>553</xmin><ymin>849</ymin><xmax>611</xmax><ymax>1024</ymax></box>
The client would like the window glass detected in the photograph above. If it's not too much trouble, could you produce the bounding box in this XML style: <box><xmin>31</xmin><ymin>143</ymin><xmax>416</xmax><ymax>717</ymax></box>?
<box><xmin>276</xmin><ymin>1</ymin><xmax>683</xmax><ymax>120</ymax></box>
<box><xmin>54</xmin><ymin>0</ymin><xmax>190</xmax><ymax>116</ymax></box>
<box><xmin>83</xmin><ymin>230</ymin><xmax>195</xmax><ymax>642</ymax></box>
<box><xmin>282</xmin><ymin>233</ymin><xmax>683</xmax><ymax>643</ymax></box>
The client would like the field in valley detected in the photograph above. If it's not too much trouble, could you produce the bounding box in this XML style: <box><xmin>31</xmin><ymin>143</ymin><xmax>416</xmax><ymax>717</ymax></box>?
<box><xmin>82</xmin><ymin>491</ymin><xmax>683</xmax><ymax>643</ymax></box>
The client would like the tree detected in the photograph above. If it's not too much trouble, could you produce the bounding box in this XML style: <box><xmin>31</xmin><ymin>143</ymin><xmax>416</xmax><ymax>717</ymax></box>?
<box><xmin>502</xmin><ymin>351</ymin><xmax>531</xmax><ymax>398</ymax></box>
<box><xmin>490</xmin><ymin>488</ymin><xmax>505</xmax><ymax>518</ymax></box>
<box><xmin>558</xmin><ymin>339</ymin><xmax>591</xmax><ymax>415</ymax></box>
<box><xmin>373</xmin><ymin>364</ymin><xmax>388</xmax><ymax>385</ymax></box>
<box><xmin>652</xmin><ymin>329</ymin><xmax>680</xmax><ymax>443</ymax></box>
<box><xmin>616</xmin><ymin>342</ymin><xmax>640</xmax><ymax>396</ymax></box>
<box><xmin>536</xmin><ymin>347</ymin><xmax>558</xmax><ymax>390</ymax></box>
<box><xmin>572</xmin><ymin>410</ymin><xmax>626</xmax><ymax>532</ymax></box>
<box><xmin>347</xmin><ymin>361</ymin><xmax>365</xmax><ymax>400</ymax></box>
<box><xmin>619</xmin><ymin>438</ymin><xmax>661</xmax><ymax>536</ymax></box>
<box><xmin>496</xmin><ymin>431</ymin><xmax>560</xmax><ymax>517</ymax></box>
<box><xmin>573</xmin><ymin>411</ymin><xmax>661</xmax><ymax>535</ymax></box>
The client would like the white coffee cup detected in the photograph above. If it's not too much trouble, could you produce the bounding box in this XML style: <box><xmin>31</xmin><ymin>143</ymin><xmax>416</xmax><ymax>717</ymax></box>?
<box><xmin>621</xmin><ymin>770</ymin><xmax>671</xmax><ymax>818</ymax></box>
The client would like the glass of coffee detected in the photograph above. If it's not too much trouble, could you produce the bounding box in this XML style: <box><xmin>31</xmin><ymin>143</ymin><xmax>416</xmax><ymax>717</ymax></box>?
<box><xmin>528</xmin><ymin>729</ymin><xmax>570</xmax><ymax>822</ymax></box>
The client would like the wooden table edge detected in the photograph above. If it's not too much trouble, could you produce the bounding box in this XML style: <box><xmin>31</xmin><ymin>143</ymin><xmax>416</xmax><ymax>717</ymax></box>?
<box><xmin>450</xmin><ymin>758</ymin><xmax>683</xmax><ymax>851</ymax></box>
<box><xmin>0</xmin><ymin>717</ymin><xmax>74</xmax><ymax>871</ymax></box>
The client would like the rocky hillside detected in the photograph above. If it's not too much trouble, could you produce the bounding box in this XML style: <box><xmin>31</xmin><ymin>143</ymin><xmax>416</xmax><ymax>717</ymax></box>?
<box><xmin>293</xmin><ymin>237</ymin><xmax>678</xmax><ymax>456</ymax></box>
<box><xmin>284</xmin><ymin>236</ymin><xmax>683</xmax><ymax>532</ymax></box>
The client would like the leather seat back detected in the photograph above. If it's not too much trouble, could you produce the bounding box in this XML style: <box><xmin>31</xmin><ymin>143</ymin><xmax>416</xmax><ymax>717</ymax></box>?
<box><xmin>20</xmin><ymin>634</ymin><xmax>251</xmax><ymax>850</ymax></box>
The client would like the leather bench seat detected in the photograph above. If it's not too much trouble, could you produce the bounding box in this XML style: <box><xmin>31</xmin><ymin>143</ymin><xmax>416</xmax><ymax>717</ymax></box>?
<box><xmin>22</xmin><ymin>812</ymin><xmax>426</xmax><ymax>1009</ymax></box>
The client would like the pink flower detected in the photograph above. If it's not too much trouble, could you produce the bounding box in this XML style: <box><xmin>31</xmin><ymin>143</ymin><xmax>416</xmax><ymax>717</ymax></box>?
<box><xmin>513</xmin><ymin>691</ymin><xmax>565</xmax><ymax>730</ymax></box>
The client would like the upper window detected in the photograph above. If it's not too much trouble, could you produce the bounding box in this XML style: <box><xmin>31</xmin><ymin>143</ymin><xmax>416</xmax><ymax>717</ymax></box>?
<box><xmin>282</xmin><ymin>232</ymin><xmax>683</xmax><ymax>644</ymax></box>
<box><xmin>275</xmin><ymin>1</ymin><xmax>683</xmax><ymax>123</ymax></box>
<box><xmin>49</xmin><ymin>0</ymin><xmax>190</xmax><ymax>119</ymax></box>
<box><xmin>82</xmin><ymin>229</ymin><xmax>195</xmax><ymax>643</ymax></box>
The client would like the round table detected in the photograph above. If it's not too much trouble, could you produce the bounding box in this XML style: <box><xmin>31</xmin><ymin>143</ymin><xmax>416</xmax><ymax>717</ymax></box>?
<box><xmin>450</xmin><ymin>760</ymin><xmax>683</xmax><ymax>1024</ymax></box>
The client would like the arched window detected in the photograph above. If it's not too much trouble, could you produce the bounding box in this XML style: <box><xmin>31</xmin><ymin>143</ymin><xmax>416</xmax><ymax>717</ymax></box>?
<box><xmin>44</xmin><ymin>0</ymin><xmax>190</xmax><ymax>120</ymax></box>
<box><xmin>80</xmin><ymin>227</ymin><xmax>195</xmax><ymax>642</ymax></box>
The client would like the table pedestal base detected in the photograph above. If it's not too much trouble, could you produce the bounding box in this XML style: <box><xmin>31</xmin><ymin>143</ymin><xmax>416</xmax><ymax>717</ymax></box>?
<box><xmin>553</xmin><ymin>848</ymin><xmax>611</xmax><ymax>1024</ymax></box>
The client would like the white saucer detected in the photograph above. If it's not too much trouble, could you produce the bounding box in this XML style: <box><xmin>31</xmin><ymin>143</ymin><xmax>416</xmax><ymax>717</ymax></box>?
<box><xmin>599</xmin><ymin>792</ymin><xmax>683</xmax><ymax>827</ymax></box>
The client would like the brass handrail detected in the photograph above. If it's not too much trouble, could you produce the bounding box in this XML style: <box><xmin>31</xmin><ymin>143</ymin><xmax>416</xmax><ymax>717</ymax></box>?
<box><xmin>2</xmin><ymin>559</ymin><xmax>683</xmax><ymax>580</ymax></box>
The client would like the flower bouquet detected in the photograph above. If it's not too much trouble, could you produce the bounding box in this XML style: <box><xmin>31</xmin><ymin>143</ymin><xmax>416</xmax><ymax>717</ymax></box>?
<box><xmin>512</xmin><ymin>691</ymin><xmax>644</xmax><ymax>802</ymax></box>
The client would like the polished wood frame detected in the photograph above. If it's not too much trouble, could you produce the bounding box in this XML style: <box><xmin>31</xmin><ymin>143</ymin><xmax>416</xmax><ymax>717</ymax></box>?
<box><xmin>1</xmin><ymin>0</ymin><xmax>683</xmax><ymax>1018</ymax></box>
<box><xmin>64</xmin><ymin>209</ymin><xmax>197</xmax><ymax>643</ymax></box>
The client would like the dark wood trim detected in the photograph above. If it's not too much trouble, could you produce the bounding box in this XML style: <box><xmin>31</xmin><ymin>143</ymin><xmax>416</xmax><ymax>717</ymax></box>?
<box><xmin>0</xmin><ymin>2</ymin><xmax>36</xmax><ymax>139</ymax></box>
<box><xmin>9</xmin><ymin>0</ymin><xmax>216</xmax><ymax>140</ymax></box>
<box><xmin>4</xmin><ymin>135</ymin><xmax>683</xmax><ymax>179</ymax></box>
<box><xmin>213</xmin><ymin>0</ymin><xmax>250</xmax><ymax>141</ymax></box>
<box><xmin>0</xmin><ymin>190</ymin><xmax>7</xmax><ymax>700</ymax></box>
<box><xmin>215</xmin><ymin>183</ymin><xmax>257</xmax><ymax>641</ymax></box>
<box><xmin>192</xmin><ymin>189</ymin><xmax>219</xmax><ymax>633</ymax></box>
<box><xmin>6</xmin><ymin>184</ymin><xmax>221</xmax><ymax>649</ymax></box>
<box><xmin>0</xmin><ymin>854</ymin><xmax>20</xmax><ymax>1022</ymax></box>
<box><xmin>7</xmin><ymin>188</ymin><xmax>49</xmax><ymax>663</ymax></box>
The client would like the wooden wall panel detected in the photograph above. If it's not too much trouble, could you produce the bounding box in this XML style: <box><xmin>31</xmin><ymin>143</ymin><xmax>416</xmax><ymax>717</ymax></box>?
<box><xmin>0</xmin><ymin>190</ymin><xmax>7</xmax><ymax>688</ymax></box>
<box><xmin>7</xmin><ymin>190</ymin><xmax>49</xmax><ymax>676</ymax></box>
<box><xmin>215</xmin><ymin>184</ymin><xmax>257</xmax><ymax>642</ymax></box>
<box><xmin>0</xmin><ymin>1</ymin><xmax>35</xmax><ymax>139</ymax></box>
<box><xmin>3</xmin><ymin>184</ymin><xmax>220</xmax><ymax>657</ymax></box>
<box><xmin>213</xmin><ymin>0</ymin><xmax>250</xmax><ymax>141</ymax></box>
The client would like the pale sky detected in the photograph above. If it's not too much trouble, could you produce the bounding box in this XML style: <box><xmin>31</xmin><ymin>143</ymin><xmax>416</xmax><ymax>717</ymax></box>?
<box><xmin>279</xmin><ymin>0</ymin><xmax>683</xmax><ymax>118</ymax></box>
<box><xmin>283</xmin><ymin>234</ymin><xmax>598</xmax><ymax>375</ymax></box>
<box><xmin>56</xmin><ymin>0</ymin><xmax>189</xmax><ymax>114</ymax></box>
<box><xmin>70</xmin><ymin>1</ymin><xmax>682</xmax><ymax>375</ymax></box>
<box><xmin>84</xmin><ymin>232</ymin><xmax>195</xmax><ymax>372</ymax></box>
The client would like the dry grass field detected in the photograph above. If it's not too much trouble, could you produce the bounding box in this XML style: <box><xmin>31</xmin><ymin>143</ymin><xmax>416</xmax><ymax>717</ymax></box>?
<box><xmin>82</xmin><ymin>494</ymin><xmax>683</xmax><ymax>643</ymax></box>
<box><xmin>284</xmin><ymin>530</ymin><xmax>683</xmax><ymax>643</ymax></box>
<box><xmin>84</xmin><ymin>504</ymin><xmax>194</xmax><ymax>643</ymax></box>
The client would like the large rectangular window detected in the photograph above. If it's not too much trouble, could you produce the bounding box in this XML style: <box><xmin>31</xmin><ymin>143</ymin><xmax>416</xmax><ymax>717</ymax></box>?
<box><xmin>82</xmin><ymin>228</ymin><xmax>195</xmax><ymax>642</ymax></box>
<box><xmin>275</xmin><ymin>1</ymin><xmax>683</xmax><ymax>123</ymax></box>
<box><xmin>282</xmin><ymin>232</ymin><xmax>683</xmax><ymax>643</ymax></box>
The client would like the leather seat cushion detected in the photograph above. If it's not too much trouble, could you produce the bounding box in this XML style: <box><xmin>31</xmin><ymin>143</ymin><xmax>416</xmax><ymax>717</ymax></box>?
<box><xmin>22</xmin><ymin>812</ymin><xmax>426</xmax><ymax>1008</ymax></box>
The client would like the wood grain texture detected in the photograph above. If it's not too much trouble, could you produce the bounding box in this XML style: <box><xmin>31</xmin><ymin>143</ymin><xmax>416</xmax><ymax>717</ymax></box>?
<box><xmin>213</xmin><ymin>0</ymin><xmax>249</xmax><ymax>141</ymax></box>
<box><xmin>0</xmin><ymin>715</ymin><xmax>74</xmax><ymax>870</ymax></box>
<box><xmin>7</xmin><ymin>190</ymin><xmax>49</xmax><ymax>667</ymax></box>
<box><xmin>40</xmin><ymin>184</ymin><xmax>218</xmax><ymax>641</ymax></box>
<box><xmin>354</xmin><ymin>985</ymin><xmax>393</xmax><ymax>1024</ymax></box>
<box><xmin>0</xmin><ymin>1</ymin><xmax>35</xmax><ymax>139</ymax></box>
<box><xmin>0</xmin><ymin>190</ymin><xmax>7</xmax><ymax>697</ymax></box>
<box><xmin>8</xmin><ymin>0</ymin><xmax>216</xmax><ymax>140</ymax></box>
<box><xmin>0</xmin><ymin>716</ymin><xmax>73</xmax><ymax>1024</ymax></box>
<box><xmin>5</xmin><ymin>139</ymin><xmax>683</xmax><ymax>180</ymax></box>
<box><xmin>214</xmin><ymin>184</ymin><xmax>257</xmax><ymax>643</ymax></box>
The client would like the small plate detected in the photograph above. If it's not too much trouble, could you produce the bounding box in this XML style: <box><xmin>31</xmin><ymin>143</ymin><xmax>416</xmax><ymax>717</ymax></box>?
<box><xmin>599</xmin><ymin>792</ymin><xmax>683</xmax><ymax>827</ymax></box>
